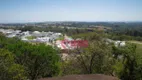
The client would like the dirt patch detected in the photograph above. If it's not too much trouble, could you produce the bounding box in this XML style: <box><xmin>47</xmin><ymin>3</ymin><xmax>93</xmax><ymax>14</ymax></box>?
<box><xmin>39</xmin><ymin>74</ymin><xmax>119</xmax><ymax>80</ymax></box>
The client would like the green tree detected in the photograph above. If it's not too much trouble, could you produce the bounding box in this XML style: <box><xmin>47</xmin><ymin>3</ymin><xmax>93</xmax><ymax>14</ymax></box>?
<box><xmin>112</xmin><ymin>43</ymin><xmax>141</xmax><ymax>80</ymax></box>
<box><xmin>0</xmin><ymin>49</ymin><xmax>26</xmax><ymax>80</ymax></box>
<box><xmin>0</xmin><ymin>35</ymin><xmax>61</xmax><ymax>80</ymax></box>
<box><xmin>62</xmin><ymin>41</ymin><xmax>114</xmax><ymax>75</ymax></box>
<box><xmin>5</xmin><ymin>42</ymin><xmax>60</xmax><ymax>80</ymax></box>
<box><xmin>75</xmin><ymin>41</ymin><xmax>113</xmax><ymax>74</ymax></box>
<box><xmin>24</xmin><ymin>44</ymin><xmax>60</xmax><ymax>80</ymax></box>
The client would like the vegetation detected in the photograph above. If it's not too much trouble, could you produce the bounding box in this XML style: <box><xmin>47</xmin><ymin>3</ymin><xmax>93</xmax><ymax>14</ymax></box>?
<box><xmin>0</xmin><ymin>34</ymin><xmax>60</xmax><ymax>80</ymax></box>
<box><xmin>63</xmin><ymin>32</ymin><xmax>142</xmax><ymax>80</ymax></box>
<box><xmin>0</xmin><ymin>49</ymin><xmax>26</xmax><ymax>80</ymax></box>
<box><xmin>0</xmin><ymin>22</ymin><xmax>142</xmax><ymax>80</ymax></box>
<box><xmin>26</xmin><ymin>36</ymin><xmax>36</xmax><ymax>40</ymax></box>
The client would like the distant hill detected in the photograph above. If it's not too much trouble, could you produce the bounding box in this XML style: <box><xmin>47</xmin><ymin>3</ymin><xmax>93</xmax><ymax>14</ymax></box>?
<box><xmin>1</xmin><ymin>21</ymin><xmax>142</xmax><ymax>28</ymax></box>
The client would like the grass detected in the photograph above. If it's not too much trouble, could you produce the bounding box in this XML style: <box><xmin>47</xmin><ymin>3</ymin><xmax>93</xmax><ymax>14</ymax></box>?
<box><xmin>71</xmin><ymin>32</ymin><xmax>104</xmax><ymax>39</ymax></box>
<box><xmin>26</xmin><ymin>36</ymin><xmax>36</xmax><ymax>40</ymax></box>
<box><xmin>136</xmin><ymin>44</ymin><xmax>142</xmax><ymax>65</ymax></box>
<box><xmin>136</xmin><ymin>44</ymin><xmax>142</xmax><ymax>54</ymax></box>
<box><xmin>128</xmin><ymin>41</ymin><xmax>142</xmax><ymax>54</ymax></box>
<box><xmin>129</xmin><ymin>41</ymin><xmax>142</xmax><ymax>45</ymax></box>
<box><xmin>56</xmin><ymin>37</ymin><xmax>64</xmax><ymax>40</ymax></box>
<box><xmin>128</xmin><ymin>41</ymin><xmax>142</xmax><ymax>64</ymax></box>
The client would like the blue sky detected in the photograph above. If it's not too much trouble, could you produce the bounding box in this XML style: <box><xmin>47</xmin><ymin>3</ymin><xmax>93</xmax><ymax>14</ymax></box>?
<box><xmin>0</xmin><ymin>0</ymin><xmax>142</xmax><ymax>23</ymax></box>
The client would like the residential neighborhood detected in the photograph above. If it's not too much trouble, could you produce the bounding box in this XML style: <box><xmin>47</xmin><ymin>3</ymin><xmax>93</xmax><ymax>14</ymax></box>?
<box><xmin>0</xmin><ymin>28</ymin><xmax>61</xmax><ymax>43</ymax></box>
<box><xmin>0</xmin><ymin>28</ymin><xmax>89</xmax><ymax>51</ymax></box>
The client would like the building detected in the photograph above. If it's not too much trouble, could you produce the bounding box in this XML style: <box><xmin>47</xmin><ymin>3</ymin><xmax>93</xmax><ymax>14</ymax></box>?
<box><xmin>56</xmin><ymin>40</ymin><xmax>88</xmax><ymax>50</ymax></box>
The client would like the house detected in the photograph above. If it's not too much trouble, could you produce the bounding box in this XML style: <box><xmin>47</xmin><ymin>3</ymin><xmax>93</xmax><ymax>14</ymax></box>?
<box><xmin>36</xmin><ymin>37</ymin><xmax>50</xmax><ymax>43</ymax></box>
<box><xmin>115</xmin><ymin>41</ymin><xmax>126</xmax><ymax>47</ymax></box>
<box><xmin>56</xmin><ymin>40</ymin><xmax>88</xmax><ymax>50</ymax></box>
<box><xmin>32</xmin><ymin>31</ymin><xmax>42</xmax><ymax>37</ymax></box>
<box><xmin>22</xmin><ymin>31</ymin><xmax>30</xmax><ymax>36</ymax></box>
<box><xmin>105</xmin><ymin>38</ymin><xmax>126</xmax><ymax>47</ymax></box>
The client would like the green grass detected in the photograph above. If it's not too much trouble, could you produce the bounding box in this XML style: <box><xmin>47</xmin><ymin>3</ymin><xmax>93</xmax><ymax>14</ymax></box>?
<box><xmin>71</xmin><ymin>32</ymin><xmax>104</xmax><ymax>39</ymax></box>
<box><xmin>136</xmin><ymin>44</ymin><xmax>142</xmax><ymax>54</ymax></box>
<box><xmin>129</xmin><ymin>41</ymin><xmax>142</xmax><ymax>44</ymax></box>
<box><xmin>135</xmin><ymin>44</ymin><xmax>142</xmax><ymax>65</ymax></box>
<box><xmin>56</xmin><ymin>37</ymin><xmax>64</xmax><ymax>40</ymax></box>
<box><xmin>128</xmin><ymin>41</ymin><xmax>142</xmax><ymax>54</ymax></box>
<box><xmin>128</xmin><ymin>41</ymin><xmax>142</xmax><ymax>64</ymax></box>
<box><xmin>26</xmin><ymin>36</ymin><xmax>36</xmax><ymax>40</ymax></box>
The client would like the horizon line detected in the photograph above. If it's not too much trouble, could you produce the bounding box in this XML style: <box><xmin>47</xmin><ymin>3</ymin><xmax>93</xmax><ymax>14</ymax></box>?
<box><xmin>1</xmin><ymin>21</ymin><xmax>142</xmax><ymax>24</ymax></box>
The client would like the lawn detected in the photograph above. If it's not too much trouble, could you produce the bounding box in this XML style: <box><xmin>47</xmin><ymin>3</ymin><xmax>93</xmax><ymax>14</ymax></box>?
<box><xmin>136</xmin><ymin>44</ymin><xmax>142</xmax><ymax>54</ymax></box>
<box><xmin>128</xmin><ymin>41</ymin><xmax>142</xmax><ymax>54</ymax></box>
<box><xmin>26</xmin><ymin>36</ymin><xmax>36</xmax><ymax>40</ymax></box>
<box><xmin>128</xmin><ymin>41</ymin><xmax>142</xmax><ymax>64</ymax></box>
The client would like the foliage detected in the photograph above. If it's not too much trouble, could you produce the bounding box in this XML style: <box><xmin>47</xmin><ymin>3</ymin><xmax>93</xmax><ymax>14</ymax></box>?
<box><xmin>26</xmin><ymin>36</ymin><xmax>36</xmax><ymax>40</ymax></box>
<box><xmin>72</xmin><ymin>32</ymin><xmax>104</xmax><ymax>41</ymax></box>
<box><xmin>130</xmin><ymin>42</ymin><xmax>142</xmax><ymax>80</ymax></box>
<box><xmin>0</xmin><ymin>24</ymin><xmax>142</xmax><ymax>80</ymax></box>
<box><xmin>61</xmin><ymin>41</ymin><xmax>114</xmax><ymax>75</ymax></box>
<box><xmin>112</xmin><ymin>43</ymin><xmax>141</xmax><ymax>80</ymax></box>
<box><xmin>61</xmin><ymin>33</ymin><xmax>142</xmax><ymax>80</ymax></box>
<box><xmin>0</xmin><ymin>35</ymin><xmax>60</xmax><ymax>80</ymax></box>
<box><xmin>0</xmin><ymin>49</ymin><xmax>26</xmax><ymax>80</ymax></box>
<box><xmin>61</xmin><ymin>59</ymin><xmax>82</xmax><ymax>75</ymax></box>
<box><xmin>56</xmin><ymin>36</ymin><xmax>64</xmax><ymax>40</ymax></box>
<box><xmin>107</xmin><ymin>33</ymin><xmax>142</xmax><ymax>41</ymax></box>
<box><xmin>10</xmin><ymin>26</ymin><xmax>93</xmax><ymax>36</ymax></box>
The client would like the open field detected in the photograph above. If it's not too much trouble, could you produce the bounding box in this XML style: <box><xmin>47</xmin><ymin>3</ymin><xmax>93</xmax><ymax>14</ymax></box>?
<box><xmin>136</xmin><ymin>44</ymin><xmax>142</xmax><ymax>54</ymax></box>
<box><xmin>128</xmin><ymin>41</ymin><xmax>142</xmax><ymax>54</ymax></box>
<box><xmin>135</xmin><ymin>42</ymin><xmax>142</xmax><ymax>65</ymax></box>
<box><xmin>128</xmin><ymin>41</ymin><xmax>142</xmax><ymax>64</ymax></box>
<box><xmin>129</xmin><ymin>41</ymin><xmax>142</xmax><ymax>45</ymax></box>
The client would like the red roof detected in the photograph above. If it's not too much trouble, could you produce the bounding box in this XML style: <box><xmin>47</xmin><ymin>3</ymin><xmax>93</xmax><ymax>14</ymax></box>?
<box><xmin>61</xmin><ymin>40</ymin><xmax>88</xmax><ymax>49</ymax></box>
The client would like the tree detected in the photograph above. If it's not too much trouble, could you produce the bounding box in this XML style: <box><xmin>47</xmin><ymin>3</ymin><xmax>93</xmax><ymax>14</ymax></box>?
<box><xmin>0</xmin><ymin>35</ymin><xmax>61</xmax><ymax>80</ymax></box>
<box><xmin>5</xmin><ymin>42</ymin><xmax>60</xmax><ymax>80</ymax></box>
<box><xmin>0</xmin><ymin>49</ymin><xmax>26</xmax><ymax>80</ymax></box>
<box><xmin>76</xmin><ymin>41</ymin><xmax>114</xmax><ymax>74</ymax></box>
<box><xmin>24</xmin><ymin>44</ymin><xmax>60</xmax><ymax>80</ymax></box>
<box><xmin>61</xmin><ymin>41</ymin><xmax>114</xmax><ymax>75</ymax></box>
<box><xmin>112</xmin><ymin>43</ymin><xmax>141</xmax><ymax>80</ymax></box>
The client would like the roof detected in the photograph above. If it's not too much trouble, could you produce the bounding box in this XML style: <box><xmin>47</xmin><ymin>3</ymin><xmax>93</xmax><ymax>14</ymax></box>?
<box><xmin>60</xmin><ymin>40</ymin><xmax>88</xmax><ymax>50</ymax></box>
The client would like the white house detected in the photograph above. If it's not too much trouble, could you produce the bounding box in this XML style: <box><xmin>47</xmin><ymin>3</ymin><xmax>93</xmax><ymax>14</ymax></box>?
<box><xmin>115</xmin><ymin>41</ymin><xmax>126</xmax><ymax>47</ymax></box>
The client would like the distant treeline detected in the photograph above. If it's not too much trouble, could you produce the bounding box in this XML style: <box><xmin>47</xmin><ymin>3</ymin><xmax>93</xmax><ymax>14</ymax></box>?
<box><xmin>1</xmin><ymin>22</ymin><xmax>142</xmax><ymax>28</ymax></box>
<box><xmin>1</xmin><ymin>22</ymin><xmax>142</xmax><ymax>40</ymax></box>
<box><xmin>1</xmin><ymin>26</ymin><xmax>94</xmax><ymax>36</ymax></box>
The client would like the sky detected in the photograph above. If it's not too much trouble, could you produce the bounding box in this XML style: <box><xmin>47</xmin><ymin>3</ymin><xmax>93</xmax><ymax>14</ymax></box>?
<box><xmin>0</xmin><ymin>0</ymin><xmax>142</xmax><ymax>23</ymax></box>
